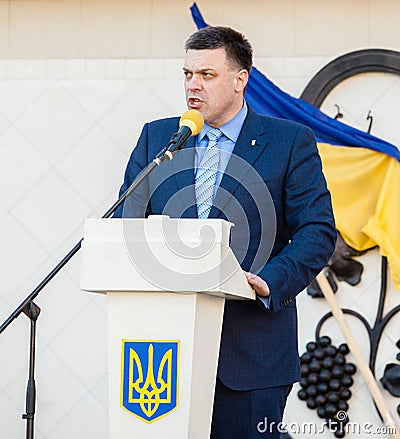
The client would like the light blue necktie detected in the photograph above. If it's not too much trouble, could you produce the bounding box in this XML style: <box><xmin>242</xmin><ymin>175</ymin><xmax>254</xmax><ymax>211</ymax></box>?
<box><xmin>195</xmin><ymin>128</ymin><xmax>223</xmax><ymax>218</ymax></box>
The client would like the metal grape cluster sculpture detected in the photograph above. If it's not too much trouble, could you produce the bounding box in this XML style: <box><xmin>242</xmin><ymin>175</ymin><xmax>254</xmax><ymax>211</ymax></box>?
<box><xmin>298</xmin><ymin>336</ymin><xmax>357</xmax><ymax>438</ymax></box>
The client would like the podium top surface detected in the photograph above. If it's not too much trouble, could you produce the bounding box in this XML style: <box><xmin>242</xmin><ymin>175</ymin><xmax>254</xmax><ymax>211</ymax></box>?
<box><xmin>84</xmin><ymin>216</ymin><xmax>233</xmax><ymax>245</ymax></box>
<box><xmin>80</xmin><ymin>217</ymin><xmax>255</xmax><ymax>300</ymax></box>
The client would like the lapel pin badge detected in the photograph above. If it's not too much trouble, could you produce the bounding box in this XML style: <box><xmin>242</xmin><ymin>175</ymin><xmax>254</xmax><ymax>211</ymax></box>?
<box><xmin>251</xmin><ymin>139</ymin><xmax>258</xmax><ymax>146</ymax></box>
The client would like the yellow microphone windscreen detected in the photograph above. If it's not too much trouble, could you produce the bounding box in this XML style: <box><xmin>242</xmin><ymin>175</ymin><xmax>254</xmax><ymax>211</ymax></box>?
<box><xmin>179</xmin><ymin>110</ymin><xmax>204</xmax><ymax>135</ymax></box>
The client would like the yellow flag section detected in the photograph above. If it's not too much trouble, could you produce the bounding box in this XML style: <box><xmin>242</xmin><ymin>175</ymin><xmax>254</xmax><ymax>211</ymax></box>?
<box><xmin>318</xmin><ymin>143</ymin><xmax>400</xmax><ymax>290</ymax></box>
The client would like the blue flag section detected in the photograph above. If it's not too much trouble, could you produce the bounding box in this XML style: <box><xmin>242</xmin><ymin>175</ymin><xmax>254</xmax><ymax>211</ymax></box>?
<box><xmin>121</xmin><ymin>340</ymin><xmax>179</xmax><ymax>423</ymax></box>
<box><xmin>190</xmin><ymin>2</ymin><xmax>400</xmax><ymax>162</ymax></box>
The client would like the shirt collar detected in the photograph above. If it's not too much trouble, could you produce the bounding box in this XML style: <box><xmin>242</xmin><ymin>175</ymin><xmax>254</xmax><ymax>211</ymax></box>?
<box><xmin>197</xmin><ymin>101</ymin><xmax>248</xmax><ymax>143</ymax></box>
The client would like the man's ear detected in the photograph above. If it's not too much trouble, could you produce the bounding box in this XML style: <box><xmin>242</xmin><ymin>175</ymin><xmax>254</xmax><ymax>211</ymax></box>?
<box><xmin>235</xmin><ymin>69</ymin><xmax>249</xmax><ymax>93</ymax></box>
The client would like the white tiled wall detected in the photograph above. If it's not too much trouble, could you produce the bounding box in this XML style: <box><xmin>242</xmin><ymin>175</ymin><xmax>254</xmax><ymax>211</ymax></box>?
<box><xmin>0</xmin><ymin>59</ymin><xmax>188</xmax><ymax>439</ymax></box>
<box><xmin>1</xmin><ymin>1</ymin><xmax>400</xmax><ymax>438</ymax></box>
<box><xmin>3</xmin><ymin>1</ymin><xmax>400</xmax><ymax>59</ymax></box>
<box><xmin>1</xmin><ymin>54</ymin><xmax>399</xmax><ymax>439</ymax></box>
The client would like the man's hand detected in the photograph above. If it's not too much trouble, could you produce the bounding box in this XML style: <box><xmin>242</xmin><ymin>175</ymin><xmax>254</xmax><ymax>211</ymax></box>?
<box><xmin>244</xmin><ymin>271</ymin><xmax>270</xmax><ymax>297</ymax></box>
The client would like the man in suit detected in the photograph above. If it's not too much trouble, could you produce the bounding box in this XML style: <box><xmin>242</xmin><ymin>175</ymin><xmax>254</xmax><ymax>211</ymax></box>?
<box><xmin>114</xmin><ymin>26</ymin><xmax>336</xmax><ymax>438</ymax></box>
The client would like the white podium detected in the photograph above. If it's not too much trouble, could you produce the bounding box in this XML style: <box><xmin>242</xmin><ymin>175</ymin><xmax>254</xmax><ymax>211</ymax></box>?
<box><xmin>80</xmin><ymin>217</ymin><xmax>254</xmax><ymax>439</ymax></box>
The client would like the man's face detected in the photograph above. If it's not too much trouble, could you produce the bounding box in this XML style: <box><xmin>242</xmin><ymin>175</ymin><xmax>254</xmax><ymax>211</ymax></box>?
<box><xmin>183</xmin><ymin>48</ymin><xmax>248</xmax><ymax>128</ymax></box>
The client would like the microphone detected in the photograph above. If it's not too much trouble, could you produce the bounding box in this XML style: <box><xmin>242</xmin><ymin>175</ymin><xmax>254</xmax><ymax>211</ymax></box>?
<box><xmin>167</xmin><ymin>110</ymin><xmax>204</xmax><ymax>153</ymax></box>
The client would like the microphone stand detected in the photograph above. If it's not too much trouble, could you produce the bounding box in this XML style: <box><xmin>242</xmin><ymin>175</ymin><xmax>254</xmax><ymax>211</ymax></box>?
<box><xmin>0</xmin><ymin>134</ymin><xmax>185</xmax><ymax>439</ymax></box>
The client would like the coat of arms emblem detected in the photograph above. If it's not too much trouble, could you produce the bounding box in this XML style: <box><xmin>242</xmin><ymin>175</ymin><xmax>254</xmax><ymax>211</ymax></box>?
<box><xmin>121</xmin><ymin>340</ymin><xmax>179</xmax><ymax>423</ymax></box>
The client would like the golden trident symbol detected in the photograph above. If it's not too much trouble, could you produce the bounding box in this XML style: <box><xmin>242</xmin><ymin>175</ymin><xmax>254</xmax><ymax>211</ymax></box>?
<box><xmin>128</xmin><ymin>344</ymin><xmax>173</xmax><ymax>417</ymax></box>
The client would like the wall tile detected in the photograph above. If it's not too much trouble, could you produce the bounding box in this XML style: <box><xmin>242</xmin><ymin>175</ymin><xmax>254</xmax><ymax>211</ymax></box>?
<box><xmin>99</xmin><ymin>80</ymin><xmax>174</xmax><ymax>154</ymax></box>
<box><xmin>365</xmin><ymin>74</ymin><xmax>400</xmax><ymax>147</ymax></box>
<box><xmin>353</xmin><ymin>281</ymin><xmax>383</xmax><ymax>320</ymax></box>
<box><xmin>89</xmin><ymin>373</ymin><xmax>108</xmax><ymax>409</ymax></box>
<box><xmin>284</xmin><ymin>57</ymin><xmax>307</xmax><ymax>78</ymax></box>
<box><xmin>105</xmin><ymin>59</ymin><xmax>125</xmax><ymax>78</ymax></box>
<box><xmin>60</xmin><ymin>248</ymin><xmax>83</xmax><ymax>288</ymax></box>
<box><xmin>0</xmin><ymin>110</ymin><xmax>9</xmax><ymax>134</ymax></box>
<box><xmin>0</xmin><ymin>387</ymin><xmax>26</xmax><ymax>439</ymax></box>
<box><xmin>184</xmin><ymin>0</ymin><xmax>225</xmax><ymax>29</ymax></box>
<box><xmin>0</xmin><ymin>125</ymin><xmax>50</xmax><ymax>210</ymax></box>
<box><xmin>295</xmin><ymin>0</ymin><xmax>370</xmax><ymax>56</ymax></box>
<box><xmin>370</xmin><ymin>0</ymin><xmax>400</xmax><ymax>50</ymax></box>
<box><xmin>9</xmin><ymin>1</ymin><xmax>80</xmax><ymax>58</ymax></box>
<box><xmin>11</xmin><ymin>169</ymin><xmax>92</xmax><ymax>254</ymax></box>
<box><xmin>0</xmin><ymin>215</ymin><xmax>49</xmax><ymax>296</ymax></box>
<box><xmin>26</xmin><ymin>59</ymin><xmax>46</xmax><ymax>79</ymax></box>
<box><xmin>36</xmin><ymin>272</ymin><xmax>92</xmax><ymax>344</ymax></box>
<box><xmin>303</xmin><ymin>56</ymin><xmax>334</xmax><ymax>79</ymax></box>
<box><xmin>2</xmin><ymin>1</ymin><xmax>400</xmax><ymax>61</ymax></box>
<box><xmin>47</xmin><ymin>221</ymin><xmax>88</xmax><ymax>268</ymax></box>
<box><xmin>142</xmin><ymin>77</ymin><xmax>186</xmax><ymax>115</ymax></box>
<box><xmin>0</xmin><ymin>60</ymin><xmax>6</xmax><ymax>79</ymax></box>
<box><xmin>164</xmin><ymin>58</ymin><xmax>184</xmax><ymax>79</ymax></box>
<box><xmin>35</xmin><ymin>348</ymin><xmax>90</xmax><ymax>435</ymax></box>
<box><xmin>277</xmin><ymin>76</ymin><xmax>310</xmax><ymax>98</ymax></box>
<box><xmin>50</xmin><ymin>302</ymin><xmax>107</xmax><ymax>390</ymax></box>
<box><xmin>126</xmin><ymin>59</ymin><xmax>145</xmax><ymax>78</ymax></box>
<box><xmin>13</xmin><ymin>84</ymin><xmax>94</xmax><ymax>164</ymax></box>
<box><xmin>225</xmin><ymin>0</ymin><xmax>297</xmax><ymax>57</ymax></box>
<box><xmin>0</xmin><ymin>80</ymin><xmax>45</xmax><ymax>120</ymax></box>
<box><xmin>144</xmin><ymin>58</ymin><xmax>165</xmax><ymax>79</ymax></box>
<box><xmin>383</xmin><ymin>274</ymin><xmax>400</xmax><ymax>317</ymax></box>
<box><xmin>1</xmin><ymin>254</ymin><xmax>60</xmax><ymax>317</ymax></box>
<box><xmin>47</xmin><ymin>393</ymin><xmax>108</xmax><ymax>439</ymax></box>
<box><xmin>0</xmin><ymin>202</ymin><xmax>6</xmax><ymax>220</ymax></box>
<box><xmin>0</xmin><ymin>2</ymin><xmax>9</xmax><ymax>58</ymax></box>
<box><xmin>0</xmin><ymin>315</ymin><xmax>30</xmax><ymax>386</ymax></box>
<box><xmin>55</xmin><ymin>126</ymin><xmax>127</xmax><ymax>211</ymax></box>
<box><xmin>152</xmin><ymin>0</ymin><xmax>198</xmax><ymax>58</ymax></box>
<box><xmin>61</xmin><ymin>79</ymin><xmax>131</xmax><ymax>121</ymax></box>
<box><xmin>46</xmin><ymin>59</ymin><xmax>67</xmax><ymax>79</ymax></box>
<box><xmin>94</xmin><ymin>189</ymin><xmax>122</xmax><ymax>218</ymax></box>
<box><xmin>7</xmin><ymin>59</ymin><xmax>28</xmax><ymax>79</ymax></box>
<box><xmin>65</xmin><ymin>59</ymin><xmax>86</xmax><ymax>79</ymax></box>
<box><xmin>85</xmin><ymin>59</ymin><xmax>106</xmax><ymax>79</ymax></box>
<box><xmin>255</xmin><ymin>57</ymin><xmax>285</xmax><ymax>83</ymax></box>
<box><xmin>80</xmin><ymin>0</ymin><xmax>152</xmax><ymax>58</ymax></box>
<box><xmin>378</xmin><ymin>332</ymin><xmax>399</xmax><ymax>369</ymax></box>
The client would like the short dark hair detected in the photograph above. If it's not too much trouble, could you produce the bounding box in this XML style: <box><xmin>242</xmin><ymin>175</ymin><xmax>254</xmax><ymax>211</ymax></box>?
<box><xmin>185</xmin><ymin>26</ymin><xmax>253</xmax><ymax>73</ymax></box>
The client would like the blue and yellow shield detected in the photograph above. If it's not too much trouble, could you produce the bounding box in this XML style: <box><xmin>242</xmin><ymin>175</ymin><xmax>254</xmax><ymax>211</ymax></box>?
<box><xmin>121</xmin><ymin>340</ymin><xmax>179</xmax><ymax>423</ymax></box>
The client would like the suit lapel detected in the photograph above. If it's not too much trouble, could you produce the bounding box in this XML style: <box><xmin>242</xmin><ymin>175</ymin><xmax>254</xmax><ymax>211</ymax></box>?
<box><xmin>209</xmin><ymin>109</ymin><xmax>269</xmax><ymax>218</ymax></box>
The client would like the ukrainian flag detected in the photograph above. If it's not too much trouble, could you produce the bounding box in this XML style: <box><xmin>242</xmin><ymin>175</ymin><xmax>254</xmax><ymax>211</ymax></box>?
<box><xmin>191</xmin><ymin>3</ymin><xmax>400</xmax><ymax>290</ymax></box>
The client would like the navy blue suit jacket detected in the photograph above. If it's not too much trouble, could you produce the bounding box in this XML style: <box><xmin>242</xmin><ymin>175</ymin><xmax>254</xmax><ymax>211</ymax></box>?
<box><xmin>114</xmin><ymin>106</ymin><xmax>336</xmax><ymax>390</ymax></box>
